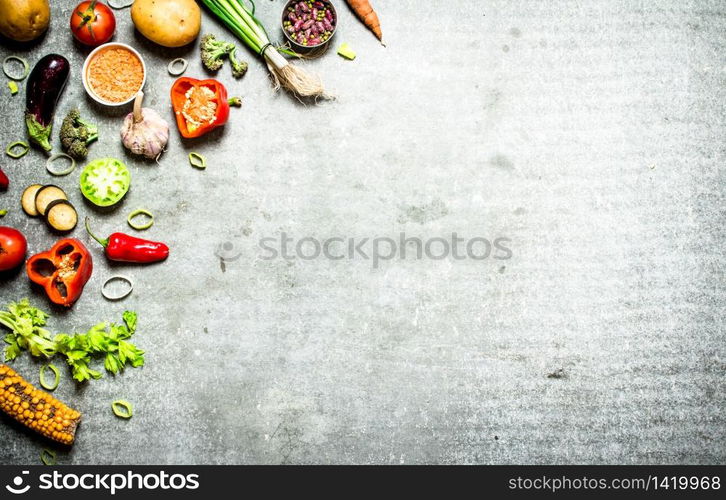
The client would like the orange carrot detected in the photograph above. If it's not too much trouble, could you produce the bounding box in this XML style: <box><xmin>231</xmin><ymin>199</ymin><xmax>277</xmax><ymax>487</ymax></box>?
<box><xmin>345</xmin><ymin>0</ymin><xmax>383</xmax><ymax>44</ymax></box>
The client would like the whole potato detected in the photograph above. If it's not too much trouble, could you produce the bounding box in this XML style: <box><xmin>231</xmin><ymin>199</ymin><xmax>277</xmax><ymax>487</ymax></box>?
<box><xmin>131</xmin><ymin>0</ymin><xmax>201</xmax><ymax>48</ymax></box>
<box><xmin>0</xmin><ymin>0</ymin><xmax>50</xmax><ymax>42</ymax></box>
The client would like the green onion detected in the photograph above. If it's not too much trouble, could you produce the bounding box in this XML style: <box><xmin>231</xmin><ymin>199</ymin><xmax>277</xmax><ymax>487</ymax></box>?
<box><xmin>40</xmin><ymin>449</ymin><xmax>56</xmax><ymax>466</ymax></box>
<box><xmin>3</xmin><ymin>56</ymin><xmax>29</xmax><ymax>81</ymax></box>
<box><xmin>200</xmin><ymin>0</ymin><xmax>328</xmax><ymax>98</ymax></box>
<box><xmin>189</xmin><ymin>152</ymin><xmax>207</xmax><ymax>169</ymax></box>
<box><xmin>40</xmin><ymin>364</ymin><xmax>60</xmax><ymax>391</ymax></box>
<box><xmin>6</xmin><ymin>141</ymin><xmax>29</xmax><ymax>159</ymax></box>
<box><xmin>112</xmin><ymin>399</ymin><xmax>133</xmax><ymax>419</ymax></box>
<box><xmin>127</xmin><ymin>209</ymin><xmax>154</xmax><ymax>230</ymax></box>
<box><xmin>46</xmin><ymin>153</ymin><xmax>76</xmax><ymax>176</ymax></box>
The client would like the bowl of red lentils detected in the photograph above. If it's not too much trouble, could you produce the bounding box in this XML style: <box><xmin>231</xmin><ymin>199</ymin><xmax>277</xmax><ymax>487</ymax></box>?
<box><xmin>82</xmin><ymin>43</ymin><xmax>146</xmax><ymax>107</ymax></box>
<box><xmin>281</xmin><ymin>0</ymin><xmax>337</xmax><ymax>50</ymax></box>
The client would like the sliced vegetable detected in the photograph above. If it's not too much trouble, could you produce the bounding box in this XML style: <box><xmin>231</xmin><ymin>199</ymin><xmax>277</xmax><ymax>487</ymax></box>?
<box><xmin>26</xmin><ymin>239</ymin><xmax>94</xmax><ymax>308</ymax></box>
<box><xmin>127</xmin><ymin>209</ymin><xmax>154</xmax><ymax>230</ymax></box>
<box><xmin>121</xmin><ymin>92</ymin><xmax>169</xmax><ymax>160</ymax></box>
<box><xmin>40</xmin><ymin>449</ymin><xmax>57</xmax><ymax>465</ymax></box>
<box><xmin>25</xmin><ymin>55</ymin><xmax>70</xmax><ymax>152</ymax></box>
<box><xmin>2</xmin><ymin>56</ymin><xmax>30</xmax><ymax>81</ymax></box>
<box><xmin>0</xmin><ymin>168</ymin><xmax>8</xmax><ymax>191</ymax></box>
<box><xmin>45</xmin><ymin>200</ymin><xmax>78</xmax><ymax>233</ymax></box>
<box><xmin>188</xmin><ymin>152</ymin><xmax>206</xmax><ymax>169</ymax></box>
<box><xmin>7</xmin><ymin>81</ymin><xmax>18</xmax><ymax>95</ymax></box>
<box><xmin>21</xmin><ymin>184</ymin><xmax>43</xmax><ymax>216</ymax></box>
<box><xmin>34</xmin><ymin>185</ymin><xmax>68</xmax><ymax>217</ymax></box>
<box><xmin>39</xmin><ymin>363</ymin><xmax>60</xmax><ymax>391</ymax></box>
<box><xmin>46</xmin><ymin>153</ymin><xmax>77</xmax><ymax>176</ymax></box>
<box><xmin>337</xmin><ymin>42</ymin><xmax>356</xmax><ymax>60</ymax></box>
<box><xmin>0</xmin><ymin>363</ymin><xmax>81</xmax><ymax>445</ymax></box>
<box><xmin>86</xmin><ymin>217</ymin><xmax>170</xmax><ymax>264</ymax></box>
<box><xmin>101</xmin><ymin>275</ymin><xmax>133</xmax><ymax>301</ymax></box>
<box><xmin>171</xmin><ymin>77</ymin><xmax>240</xmax><ymax>138</ymax></box>
<box><xmin>79</xmin><ymin>158</ymin><xmax>131</xmax><ymax>207</ymax></box>
<box><xmin>6</xmin><ymin>141</ymin><xmax>30</xmax><ymax>159</ymax></box>
<box><xmin>0</xmin><ymin>210</ymin><xmax>6</xmax><ymax>217</ymax></box>
<box><xmin>167</xmin><ymin>57</ymin><xmax>188</xmax><ymax>76</ymax></box>
<box><xmin>111</xmin><ymin>399</ymin><xmax>133</xmax><ymax>419</ymax></box>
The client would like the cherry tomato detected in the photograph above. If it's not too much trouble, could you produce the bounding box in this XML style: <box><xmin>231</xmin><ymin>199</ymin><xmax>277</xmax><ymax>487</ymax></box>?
<box><xmin>70</xmin><ymin>1</ymin><xmax>116</xmax><ymax>47</ymax></box>
<box><xmin>0</xmin><ymin>227</ymin><xmax>27</xmax><ymax>272</ymax></box>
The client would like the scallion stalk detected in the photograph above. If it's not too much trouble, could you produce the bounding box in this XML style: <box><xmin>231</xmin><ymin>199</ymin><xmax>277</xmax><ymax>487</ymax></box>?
<box><xmin>200</xmin><ymin>0</ymin><xmax>329</xmax><ymax>99</ymax></box>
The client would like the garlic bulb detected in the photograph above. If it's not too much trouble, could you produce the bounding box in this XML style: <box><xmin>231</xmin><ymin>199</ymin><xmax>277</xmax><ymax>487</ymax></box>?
<box><xmin>121</xmin><ymin>91</ymin><xmax>169</xmax><ymax>160</ymax></box>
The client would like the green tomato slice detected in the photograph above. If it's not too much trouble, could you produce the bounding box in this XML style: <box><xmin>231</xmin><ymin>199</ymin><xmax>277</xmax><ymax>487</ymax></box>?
<box><xmin>79</xmin><ymin>158</ymin><xmax>131</xmax><ymax>207</ymax></box>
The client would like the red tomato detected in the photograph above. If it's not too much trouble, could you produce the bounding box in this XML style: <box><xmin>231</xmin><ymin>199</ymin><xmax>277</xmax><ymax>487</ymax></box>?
<box><xmin>0</xmin><ymin>227</ymin><xmax>27</xmax><ymax>272</ymax></box>
<box><xmin>70</xmin><ymin>1</ymin><xmax>116</xmax><ymax>46</ymax></box>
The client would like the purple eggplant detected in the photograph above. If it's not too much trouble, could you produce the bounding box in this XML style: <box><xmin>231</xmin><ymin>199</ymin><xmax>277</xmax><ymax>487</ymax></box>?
<box><xmin>25</xmin><ymin>54</ymin><xmax>70</xmax><ymax>152</ymax></box>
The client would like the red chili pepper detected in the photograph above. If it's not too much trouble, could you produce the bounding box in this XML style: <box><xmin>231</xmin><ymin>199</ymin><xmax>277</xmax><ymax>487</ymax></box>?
<box><xmin>170</xmin><ymin>77</ymin><xmax>241</xmax><ymax>139</ymax></box>
<box><xmin>26</xmin><ymin>239</ymin><xmax>93</xmax><ymax>307</ymax></box>
<box><xmin>0</xmin><ymin>167</ymin><xmax>8</xmax><ymax>191</ymax></box>
<box><xmin>85</xmin><ymin>218</ymin><xmax>169</xmax><ymax>264</ymax></box>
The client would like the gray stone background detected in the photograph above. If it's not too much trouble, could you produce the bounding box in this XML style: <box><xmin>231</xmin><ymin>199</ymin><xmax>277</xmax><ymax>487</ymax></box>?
<box><xmin>0</xmin><ymin>0</ymin><xmax>724</xmax><ymax>464</ymax></box>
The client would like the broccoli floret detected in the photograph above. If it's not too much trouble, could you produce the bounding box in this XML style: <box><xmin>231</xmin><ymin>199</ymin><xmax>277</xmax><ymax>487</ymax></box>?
<box><xmin>60</xmin><ymin>109</ymin><xmax>98</xmax><ymax>160</ymax></box>
<box><xmin>201</xmin><ymin>34</ymin><xmax>235</xmax><ymax>71</ymax></box>
<box><xmin>229</xmin><ymin>47</ymin><xmax>249</xmax><ymax>79</ymax></box>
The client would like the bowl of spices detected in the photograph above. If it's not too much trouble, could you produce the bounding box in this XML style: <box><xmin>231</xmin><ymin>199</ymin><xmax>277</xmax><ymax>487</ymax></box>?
<box><xmin>82</xmin><ymin>43</ymin><xmax>146</xmax><ymax>106</ymax></box>
<box><xmin>281</xmin><ymin>0</ymin><xmax>337</xmax><ymax>50</ymax></box>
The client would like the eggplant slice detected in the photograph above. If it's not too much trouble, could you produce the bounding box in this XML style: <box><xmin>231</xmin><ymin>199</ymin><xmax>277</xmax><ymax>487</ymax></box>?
<box><xmin>44</xmin><ymin>199</ymin><xmax>77</xmax><ymax>232</ymax></box>
<box><xmin>35</xmin><ymin>185</ymin><xmax>68</xmax><ymax>216</ymax></box>
<box><xmin>21</xmin><ymin>184</ymin><xmax>44</xmax><ymax>216</ymax></box>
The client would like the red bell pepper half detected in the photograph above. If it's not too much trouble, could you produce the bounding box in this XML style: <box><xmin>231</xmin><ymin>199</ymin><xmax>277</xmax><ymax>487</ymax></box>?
<box><xmin>26</xmin><ymin>239</ymin><xmax>93</xmax><ymax>307</ymax></box>
<box><xmin>170</xmin><ymin>77</ymin><xmax>241</xmax><ymax>139</ymax></box>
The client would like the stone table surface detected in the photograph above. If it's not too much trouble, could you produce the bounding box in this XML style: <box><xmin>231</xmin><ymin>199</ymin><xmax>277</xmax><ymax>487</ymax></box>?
<box><xmin>0</xmin><ymin>0</ymin><xmax>724</xmax><ymax>464</ymax></box>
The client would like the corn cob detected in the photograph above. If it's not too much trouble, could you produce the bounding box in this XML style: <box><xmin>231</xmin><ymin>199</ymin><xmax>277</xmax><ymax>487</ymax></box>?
<box><xmin>0</xmin><ymin>364</ymin><xmax>81</xmax><ymax>445</ymax></box>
